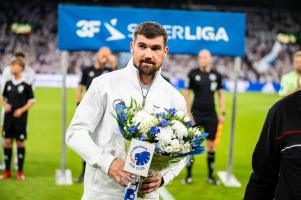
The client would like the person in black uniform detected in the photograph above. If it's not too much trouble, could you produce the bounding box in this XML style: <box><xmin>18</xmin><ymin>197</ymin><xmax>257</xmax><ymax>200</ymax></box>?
<box><xmin>0</xmin><ymin>58</ymin><xmax>35</xmax><ymax>180</ymax></box>
<box><xmin>76</xmin><ymin>47</ymin><xmax>114</xmax><ymax>96</ymax></box>
<box><xmin>75</xmin><ymin>47</ymin><xmax>116</xmax><ymax>183</ymax></box>
<box><xmin>182</xmin><ymin>49</ymin><xmax>225</xmax><ymax>185</ymax></box>
<box><xmin>244</xmin><ymin>90</ymin><xmax>301</xmax><ymax>200</ymax></box>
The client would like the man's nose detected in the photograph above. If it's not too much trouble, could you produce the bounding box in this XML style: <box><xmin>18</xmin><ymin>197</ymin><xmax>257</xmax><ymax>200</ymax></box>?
<box><xmin>144</xmin><ymin>48</ymin><xmax>153</xmax><ymax>58</ymax></box>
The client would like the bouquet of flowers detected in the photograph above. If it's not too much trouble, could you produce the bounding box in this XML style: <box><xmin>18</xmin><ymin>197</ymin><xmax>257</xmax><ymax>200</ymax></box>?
<box><xmin>113</xmin><ymin>98</ymin><xmax>208</xmax><ymax>199</ymax></box>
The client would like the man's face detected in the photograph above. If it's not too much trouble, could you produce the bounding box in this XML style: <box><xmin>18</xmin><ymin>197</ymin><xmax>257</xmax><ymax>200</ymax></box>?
<box><xmin>294</xmin><ymin>56</ymin><xmax>301</xmax><ymax>74</ymax></box>
<box><xmin>96</xmin><ymin>48</ymin><xmax>111</xmax><ymax>66</ymax></box>
<box><xmin>10</xmin><ymin>64</ymin><xmax>23</xmax><ymax>76</ymax></box>
<box><xmin>131</xmin><ymin>34</ymin><xmax>168</xmax><ymax>76</ymax></box>
<box><xmin>198</xmin><ymin>50</ymin><xmax>212</xmax><ymax>68</ymax></box>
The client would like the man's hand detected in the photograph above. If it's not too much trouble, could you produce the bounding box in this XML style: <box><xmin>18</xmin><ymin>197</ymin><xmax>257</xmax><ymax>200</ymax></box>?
<box><xmin>13</xmin><ymin>108</ymin><xmax>23</xmax><ymax>118</ymax></box>
<box><xmin>3</xmin><ymin>103</ymin><xmax>12</xmax><ymax>112</ymax></box>
<box><xmin>139</xmin><ymin>175</ymin><xmax>163</xmax><ymax>194</ymax></box>
<box><xmin>108</xmin><ymin>158</ymin><xmax>133</xmax><ymax>187</ymax></box>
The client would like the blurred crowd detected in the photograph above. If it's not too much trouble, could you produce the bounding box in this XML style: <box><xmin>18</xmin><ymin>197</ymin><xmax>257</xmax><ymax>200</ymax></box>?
<box><xmin>0</xmin><ymin>1</ymin><xmax>300</xmax><ymax>83</ymax></box>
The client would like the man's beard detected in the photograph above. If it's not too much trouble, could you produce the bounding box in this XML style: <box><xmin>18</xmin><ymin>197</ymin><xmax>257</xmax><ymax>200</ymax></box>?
<box><xmin>135</xmin><ymin>59</ymin><xmax>160</xmax><ymax>76</ymax></box>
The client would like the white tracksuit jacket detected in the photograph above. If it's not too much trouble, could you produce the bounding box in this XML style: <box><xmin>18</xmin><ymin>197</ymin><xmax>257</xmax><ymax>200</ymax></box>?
<box><xmin>66</xmin><ymin>58</ymin><xmax>187</xmax><ymax>200</ymax></box>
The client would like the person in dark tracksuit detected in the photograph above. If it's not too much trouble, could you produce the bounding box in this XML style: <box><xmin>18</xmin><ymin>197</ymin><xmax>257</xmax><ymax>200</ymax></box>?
<box><xmin>244</xmin><ymin>90</ymin><xmax>301</xmax><ymax>200</ymax></box>
<box><xmin>74</xmin><ymin>47</ymin><xmax>116</xmax><ymax>183</ymax></box>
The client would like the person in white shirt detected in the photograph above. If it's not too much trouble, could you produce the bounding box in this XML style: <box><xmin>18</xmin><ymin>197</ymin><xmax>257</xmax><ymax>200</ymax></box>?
<box><xmin>66</xmin><ymin>22</ymin><xmax>187</xmax><ymax>200</ymax></box>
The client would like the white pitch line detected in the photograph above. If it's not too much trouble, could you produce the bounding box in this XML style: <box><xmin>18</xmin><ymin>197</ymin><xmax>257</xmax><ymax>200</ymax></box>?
<box><xmin>158</xmin><ymin>187</ymin><xmax>175</xmax><ymax>200</ymax></box>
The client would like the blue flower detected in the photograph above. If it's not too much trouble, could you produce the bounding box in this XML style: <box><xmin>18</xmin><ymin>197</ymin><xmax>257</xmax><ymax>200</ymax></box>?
<box><xmin>119</xmin><ymin>112</ymin><xmax>127</xmax><ymax>123</ymax></box>
<box><xmin>191</xmin><ymin>135</ymin><xmax>206</xmax><ymax>149</ymax></box>
<box><xmin>186</xmin><ymin>121</ymin><xmax>193</xmax><ymax>127</ymax></box>
<box><xmin>138</xmin><ymin>135</ymin><xmax>147</xmax><ymax>141</ymax></box>
<box><xmin>150</xmin><ymin>126</ymin><xmax>160</xmax><ymax>136</ymax></box>
<box><xmin>192</xmin><ymin>136</ymin><xmax>199</xmax><ymax>142</ymax></box>
<box><xmin>114</xmin><ymin>101</ymin><xmax>127</xmax><ymax>114</ymax></box>
<box><xmin>156</xmin><ymin>112</ymin><xmax>166</xmax><ymax>119</ymax></box>
<box><xmin>160</xmin><ymin>119</ymin><xmax>170</xmax><ymax>127</ymax></box>
<box><xmin>155</xmin><ymin>145</ymin><xmax>162</xmax><ymax>154</ymax></box>
<box><xmin>167</xmin><ymin>108</ymin><xmax>176</xmax><ymax>117</ymax></box>
<box><xmin>128</xmin><ymin>125</ymin><xmax>138</xmax><ymax>134</ymax></box>
<box><xmin>202</xmin><ymin>132</ymin><xmax>209</xmax><ymax>139</ymax></box>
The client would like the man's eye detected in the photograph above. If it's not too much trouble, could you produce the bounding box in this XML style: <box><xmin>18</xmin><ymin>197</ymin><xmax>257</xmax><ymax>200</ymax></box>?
<box><xmin>138</xmin><ymin>44</ymin><xmax>146</xmax><ymax>49</ymax></box>
<box><xmin>151</xmin><ymin>46</ymin><xmax>162</xmax><ymax>51</ymax></box>
<box><xmin>152</xmin><ymin>47</ymin><xmax>161</xmax><ymax>51</ymax></box>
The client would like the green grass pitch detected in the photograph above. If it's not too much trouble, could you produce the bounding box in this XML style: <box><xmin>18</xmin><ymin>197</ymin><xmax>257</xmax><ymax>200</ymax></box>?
<box><xmin>0</xmin><ymin>87</ymin><xmax>280</xmax><ymax>200</ymax></box>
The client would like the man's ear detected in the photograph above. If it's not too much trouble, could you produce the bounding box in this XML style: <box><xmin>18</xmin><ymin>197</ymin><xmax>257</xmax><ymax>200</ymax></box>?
<box><xmin>130</xmin><ymin>42</ymin><xmax>134</xmax><ymax>54</ymax></box>
<box><xmin>163</xmin><ymin>46</ymin><xmax>169</xmax><ymax>58</ymax></box>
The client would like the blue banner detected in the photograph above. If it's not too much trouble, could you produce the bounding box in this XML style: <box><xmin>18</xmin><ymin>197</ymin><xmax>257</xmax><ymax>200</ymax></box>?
<box><xmin>58</xmin><ymin>5</ymin><xmax>246</xmax><ymax>56</ymax></box>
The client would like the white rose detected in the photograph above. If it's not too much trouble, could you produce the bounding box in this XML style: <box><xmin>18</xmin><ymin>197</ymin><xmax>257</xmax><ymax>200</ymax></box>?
<box><xmin>162</xmin><ymin>139</ymin><xmax>181</xmax><ymax>153</ymax></box>
<box><xmin>171</xmin><ymin>120</ymin><xmax>188</xmax><ymax>139</ymax></box>
<box><xmin>132</xmin><ymin>110</ymin><xmax>158</xmax><ymax>134</ymax></box>
<box><xmin>170</xmin><ymin>139</ymin><xmax>181</xmax><ymax>149</ymax></box>
<box><xmin>132</xmin><ymin>110</ymin><xmax>153</xmax><ymax>124</ymax></box>
<box><xmin>156</xmin><ymin>126</ymin><xmax>174</xmax><ymax>146</ymax></box>
<box><xmin>183</xmin><ymin>115</ymin><xmax>192</xmax><ymax>123</ymax></box>
<box><xmin>175</xmin><ymin>111</ymin><xmax>186</xmax><ymax>119</ymax></box>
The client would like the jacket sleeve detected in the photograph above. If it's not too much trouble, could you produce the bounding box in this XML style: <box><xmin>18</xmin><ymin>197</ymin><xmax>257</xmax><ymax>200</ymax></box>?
<box><xmin>244</xmin><ymin>107</ymin><xmax>281</xmax><ymax>200</ymax></box>
<box><xmin>66</xmin><ymin>79</ymin><xmax>116</xmax><ymax>174</ymax></box>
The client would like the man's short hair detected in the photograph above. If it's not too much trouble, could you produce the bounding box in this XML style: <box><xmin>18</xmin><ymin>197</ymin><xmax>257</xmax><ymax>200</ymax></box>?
<box><xmin>294</xmin><ymin>51</ymin><xmax>301</xmax><ymax>58</ymax></box>
<box><xmin>10</xmin><ymin>57</ymin><xmax>25</xmax><ymax>70</ymax></box>
<box><xmin>14</xmin><ymin>52</ymin><xmax>26</xmax><ymax>58</ymax></box>
<box><xmin>133</xmin><ymin>22</ymin><xmax>167</xmax><ymax>46</ymax></box>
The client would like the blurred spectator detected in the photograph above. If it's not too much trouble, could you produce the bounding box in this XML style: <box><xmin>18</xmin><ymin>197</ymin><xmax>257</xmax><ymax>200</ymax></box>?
<box><xmin>279</xmin><ymin>51</ymin><xmax>301</xmax><ymax>96</ymax></box>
